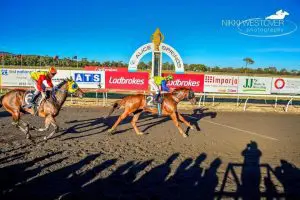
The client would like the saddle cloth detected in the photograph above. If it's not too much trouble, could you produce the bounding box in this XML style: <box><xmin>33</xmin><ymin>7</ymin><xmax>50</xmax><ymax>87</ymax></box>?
<box><xmin>23</xmin><ymin>90</ymin><xmax>51</xmax><ymax>108</ymax></box>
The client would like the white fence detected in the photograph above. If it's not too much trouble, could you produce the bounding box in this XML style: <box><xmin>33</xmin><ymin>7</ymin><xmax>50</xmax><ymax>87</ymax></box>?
<box><xmin>1</xmin><ymin>68</ymin><xmax>299</xmax><ymax>112</ymax></box>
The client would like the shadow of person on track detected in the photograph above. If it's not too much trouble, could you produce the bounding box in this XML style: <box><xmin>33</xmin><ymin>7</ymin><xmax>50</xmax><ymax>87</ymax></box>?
<box><xmin>0</xmin><ymin>151</ymin><xmax>64</xmax><ymax>198</ymax></box>
<box><xmin>240</xmin><ymin>141</ymin><xmax>262</xmax><ymax>200</ymax></box>
<box><xmin>274</xmin><ymin>159</ymin><xmax>300</xmax><ymax>199</ymax></box>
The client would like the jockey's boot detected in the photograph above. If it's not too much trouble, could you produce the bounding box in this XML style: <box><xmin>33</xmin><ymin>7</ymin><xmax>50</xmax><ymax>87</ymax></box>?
<box><xmin>30</xmin><ymin>93</ymin><xmax>39</xmax><ymax>116</ymax></box>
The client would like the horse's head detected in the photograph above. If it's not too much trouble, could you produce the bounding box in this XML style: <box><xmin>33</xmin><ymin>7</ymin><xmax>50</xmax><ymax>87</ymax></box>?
<box><xmin>66</xmin><ymin>77</ymin><xmax>84</xmax><ymax>98</ymax></box>
<box><xmin>172</xmin><ymin>87</ymin><xmax>196</xmax><ymax>105</ymax></box>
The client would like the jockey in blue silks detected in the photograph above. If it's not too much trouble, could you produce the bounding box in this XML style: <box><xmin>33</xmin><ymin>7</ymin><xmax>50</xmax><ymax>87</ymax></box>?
<box><xmin>148</xmin><ymin>75</ymin><xmax>173</xmax><ymax>116</ymax></box>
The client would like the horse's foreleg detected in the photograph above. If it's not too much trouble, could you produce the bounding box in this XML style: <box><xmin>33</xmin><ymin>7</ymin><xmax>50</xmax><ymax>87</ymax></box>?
<box><xmin>108</xmin><ymin>110</ymin><xmax>130</xmax><ymax>134</ymax></box>
<box><xmin>131</xmin><ymin>111</ymin><xmax>144</xmax><ymax>135</ymax></box>
<box><xmin>44</xmin><ymin>116</ymin><xmax>58</xmax><ymax>140</ymax></box>
<box><xmin>37</xmin><ymin>116</ymin><xmax>51</xmax><ymax>132</ymax></box>
<box><xmin>177</xmin><ymin>112</ymin><xmax>194</xmax><ymax>130</ymax></box>
<box><xmin>170</xmin><ymin>113</ymin><xmax>187</xmax><ymax>138</ymax></box>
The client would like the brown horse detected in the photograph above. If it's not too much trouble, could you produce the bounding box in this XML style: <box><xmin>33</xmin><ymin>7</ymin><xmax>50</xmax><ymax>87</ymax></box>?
<box><xmin>0</xmin><ymin>78</ymin><xmax>84</xmax><ymax>140</ymax></box>
<box><xmin>106</xmin><ymin>88</ymin><xmax>197</xmax><ymax>137</ymax></box>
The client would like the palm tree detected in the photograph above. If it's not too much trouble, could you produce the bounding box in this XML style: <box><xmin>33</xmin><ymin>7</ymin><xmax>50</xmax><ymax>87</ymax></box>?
<box><xmin>243</xmin><ymin>57</ymin><xmax>254</xmax><ymax>67</ymax></box>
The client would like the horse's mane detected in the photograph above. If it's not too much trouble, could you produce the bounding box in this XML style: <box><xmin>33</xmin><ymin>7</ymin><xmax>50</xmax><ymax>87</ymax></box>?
<box><xmin>56</xmin><ymin>79</ymin><xmax>68</xmax><ymax>89</ymax></box>
<box><xmin>172</xmin><ymin>87</ymin><xmax>190</xmax><ymax>93</ymax></box>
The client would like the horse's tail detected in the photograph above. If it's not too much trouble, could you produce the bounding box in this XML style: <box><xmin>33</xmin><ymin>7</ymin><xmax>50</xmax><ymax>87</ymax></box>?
<box><xmin>106</xmin><ymin>100</ymin><xmax>123</xmax><ymax>118</ymax></box>
<box><xmin>0</xmin><ymin>95</ymin><xmax>4</xmax><ymax>108</ymax></box>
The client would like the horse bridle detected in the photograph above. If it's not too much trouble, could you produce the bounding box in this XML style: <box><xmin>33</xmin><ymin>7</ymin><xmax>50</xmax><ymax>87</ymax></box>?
<box><xmin>173</xmin><ymin>89</ymin><xmax>194</xmax><ymax>103</ymax></box>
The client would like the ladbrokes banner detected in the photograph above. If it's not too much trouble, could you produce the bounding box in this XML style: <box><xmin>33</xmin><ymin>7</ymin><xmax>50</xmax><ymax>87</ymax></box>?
<box><xmin>238</xmin><ymin>76</ymin><xmax>272</xmax><ymax>94</ymax></box>
<box><xmin>163</xmin><ymin>73</ymin><xmax>204</xmax><ymax>92</ymax></box>
<box><xmin>105</xmin><ymin>71</ymin><xmax>149</xmax><ymax>90</ymax></box>
<box><xmin>204</xmin><ymin>75</ymin><xmax>239</xmax><ymax>93</ymax></box>
<box><xmin>271</xmin><ymin>77</ymin><xmax>300</xmax><ymax>94</ymax></box>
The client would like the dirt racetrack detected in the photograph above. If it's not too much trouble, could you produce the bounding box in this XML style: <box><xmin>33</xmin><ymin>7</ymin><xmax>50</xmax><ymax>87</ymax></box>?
<box><xmin>0</xmin><ymin>106</ymin><xmax>299</xmax><ymax>199</ymax></box>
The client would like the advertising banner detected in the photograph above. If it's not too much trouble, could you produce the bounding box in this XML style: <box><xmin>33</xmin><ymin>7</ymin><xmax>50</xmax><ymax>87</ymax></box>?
<box><xmin>238</xmin><ymin>76</ymin><xmax>272</xmax><ymax>94</ymax></box>
<box><xmin>1</xmin><ymin>68</ymin><xmax>35</xmax><ymax>87</ymax></box>
<box><xmin>162</xmin><ymin>73</ymin><xmax>204</xmax><ymax>92</ymax></box>
<box><xmin>204</xmin><ymin>75</ymin><xmax>239</xmax><ymax>93</ymax></box>
<box><xmin>52</xmin><ymin>70</ymin><xmax>72</xmax><ymax>86</ymax></box>
<box><xmin>271</xmin><ymin>77</ymin><xmax>300</xmax><ymax>94</ymax></box>
<box><xmin>105</xmin><ymin>71</ymin><xmax>149</xmax><ymax>90</ymax></box>
<box><xmin>71</xmin><ymin>70</ymin><xmax>105</xmax><ymax>89</ymax></box>
<box><xmin>84</xmin><ymin>66</ymin><xmax>128</xmax><ymax>72</ymax></box>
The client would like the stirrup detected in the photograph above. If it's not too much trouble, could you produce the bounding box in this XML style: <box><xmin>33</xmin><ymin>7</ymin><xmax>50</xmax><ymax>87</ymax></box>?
<box><xmin>157</xmin><ymin>104</ymin><xmax>162</xmax><ymax>116</ymax></box>
<box><xmin>23</xmin><ymin>103</ymin><xmax>33</xmax><ymax>108</ymax></box>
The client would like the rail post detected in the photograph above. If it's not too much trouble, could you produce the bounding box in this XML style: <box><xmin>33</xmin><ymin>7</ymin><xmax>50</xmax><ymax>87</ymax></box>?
<box><xmin>243</xmin><ymin>96</ymin><xmax>250</xmax><ymax>111</ymax></box>
<box><xmin>274</xmin><ymin>96</ymin><xmax>278</xmax><ymax>108</ymax></box>
<box><xmin>285</xmin><ymin>97</ymin><xmax>293</xmax><ymax>112</ymax></box>
<box><xmin>198</xmin><ymin>95</ymin><xmax>202</xmax><ymax>108</ymax></box>
<box><xmin>96</xmin><ymin>90</ymin><xmax>98</xmax><ymax>104</ymax></box>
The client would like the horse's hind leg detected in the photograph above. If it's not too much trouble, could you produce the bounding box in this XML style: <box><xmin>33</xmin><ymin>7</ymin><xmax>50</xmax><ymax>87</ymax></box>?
<box><xmin>44</xmin><ymin>116</ymin><xmax>59</xmax><ymax>140</ymax></box>
<box><xmin>10</xmin><ymin>111</ymin><xmax>30</xmax><ymax>139</ymax></box>
<box><xmin>170</xmin><ymin>112</ymin><xmax>187</xmax><ymax>138</ymax></box>
<box><xmin>131</xmin><ymin>111</ymin><xmax>144</xmax><ymax>135</ymax></box>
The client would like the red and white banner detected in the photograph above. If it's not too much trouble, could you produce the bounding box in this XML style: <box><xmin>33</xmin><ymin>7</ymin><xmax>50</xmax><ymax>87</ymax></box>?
<box><xmin>271</xmin><ymin>78</ymin><xmax>300</xmax><ymax>94</ymax></box>
<box><xmin>162</xmin><ymin>73</ymin><xmax>204</xmax><ymax>92</ymax></box>
<box><xmin>105</xmin><ymin>71</ymin><xmax>149</xmax><ymax>90</ymax></box>
<box><xmin>204</xmin><ymin>75</ymin><xmax>239</xmax><ymax>93</ymax></box>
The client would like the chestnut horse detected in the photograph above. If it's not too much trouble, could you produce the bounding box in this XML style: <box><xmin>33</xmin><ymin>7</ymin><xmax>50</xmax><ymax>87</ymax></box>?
<box><xmin>0</xmin><ymin>78</ymin><xmax>84</xmax><ymax>140</ymax></box>
<box><xmin>106</xmin><ymin>88</ymin><xmax>196</xmax><ymax>137</ymax></box>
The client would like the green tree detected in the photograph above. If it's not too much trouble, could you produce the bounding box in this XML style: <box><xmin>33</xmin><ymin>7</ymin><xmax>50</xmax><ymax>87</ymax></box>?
<box><xmin>243</xmin><ymin>57</ymin><xmax>254</xmax><ymax>67</ymax></box>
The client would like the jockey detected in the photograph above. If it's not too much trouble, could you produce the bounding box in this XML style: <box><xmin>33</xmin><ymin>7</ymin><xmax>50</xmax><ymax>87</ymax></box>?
<box><xmin>148</xmin><ymin>75</ymin><xmax>173</xmax><ymax>115</ymax></box>
<box><xmin>25</xmin><ymin>67</ymin><xmax>57</xmax><ymax>109</ymax></box>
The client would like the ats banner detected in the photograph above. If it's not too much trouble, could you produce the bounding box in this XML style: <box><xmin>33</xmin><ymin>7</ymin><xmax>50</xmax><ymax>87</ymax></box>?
<box><xmin>204</xmin><ymin>75</ymin><xmax>239</xmax><ymax>93</ymax></box>
<box><xmin>162</xmin><ymin>73</ymin><xmax>204</xmax><ymax>92</ymax></box>
<box><xmin>71</xmin><ymin>70</ymin><xmax>105</xmax><ymax>89</ymax></box>
<box><xmin>238</xmin><ymin>76</ymin><xmax>272</xmax><ymax>94</ymax></box>
<box><xmin>105</xmin><ymin>71</ymin><xmax>149</xmax><ymax>90</ymax></box>
<box><xmin>271</xmin><ymin>78</ymin><xmax>300</xmax><ymax>94</ymax></box>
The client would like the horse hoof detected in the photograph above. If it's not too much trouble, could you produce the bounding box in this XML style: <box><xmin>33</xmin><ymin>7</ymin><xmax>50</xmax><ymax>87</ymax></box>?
<box><xmin>137</xmin><ymin>132</ymin><xmax>145</xmax><ymax>135</ymax></box>
<box><xmin>183</xmin><ymin>134</ymin><xmax>188</xmax><ymax>138</ymax></box>
<box><xmin>107</xmin><ymin>128</ymin><xmax>115</xmax><ymax>135</ymax></box>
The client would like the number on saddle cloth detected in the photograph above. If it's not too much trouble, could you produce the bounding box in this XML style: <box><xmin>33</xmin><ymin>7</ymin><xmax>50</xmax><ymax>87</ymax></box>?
<box><xmin>23</xmin><ymin>90</ymin><xmax>43</xmax><ymax>107</ymax></box>
<box><xmin>146</xmin><ymin>93</ymin><xmax>164</xmax><ymax>107</ymax></box>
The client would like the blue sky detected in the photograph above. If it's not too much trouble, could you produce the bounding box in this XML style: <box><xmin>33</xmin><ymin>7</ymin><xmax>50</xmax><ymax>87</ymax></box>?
<box><xmin>1</xmin><ymin>0</ymin><xmax>300</xmax><ymax>70</ymax></box>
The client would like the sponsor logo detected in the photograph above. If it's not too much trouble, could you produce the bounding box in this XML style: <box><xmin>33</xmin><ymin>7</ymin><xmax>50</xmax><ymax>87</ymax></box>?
<box><xmin>242</xmin><ymin>78</ymin><xmax>267</xmax><ymax>91</ymax></box>
<box><xmin>108</xmin><ymin>77</ymin><xmax>145</xmax><ymax>85</ymax></box>
<box><xmin>274</xmin><ymin>78</ymin><xmax>285</xmax><ymax>89</ymax></box>
<box><xmin>168</xmin><ymin>79</ymin><xmax>200</xmax><ymax>87</ymax></box>
<box><xmin>1</xmin><ymin>69</ymin><xmax>8</xmax><ymax>76</ymax></box>
<box><xmin>205</xmin><ymin>75</ymin><xmax>238</xmax><ymax>85</ymax></box>
<box><xmin>74</xmin><ymin>73</ymin><xmax>101</xmax><ymax>82</ymax></box>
